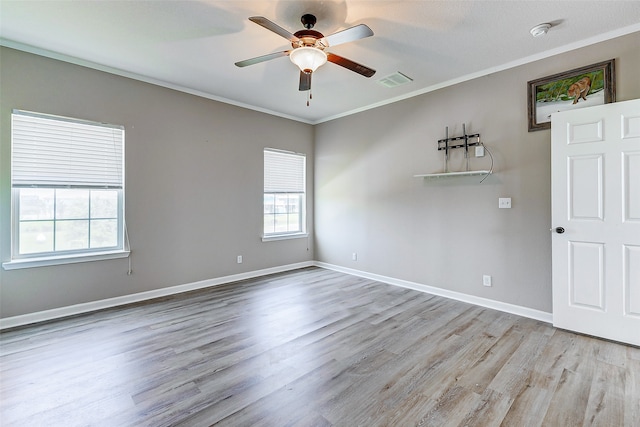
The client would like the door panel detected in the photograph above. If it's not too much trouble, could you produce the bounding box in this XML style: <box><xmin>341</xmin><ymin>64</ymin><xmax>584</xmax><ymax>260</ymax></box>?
<box><xmin>625</xmin><ymin>245</ymin><xmax>640</xmax><ymax>317</ymax></box>
<box><xmin>569</xmin><ymin>242</ymin><xmax>605</xmax><ymax>310</ymax></box>
<box><xmin>622</xmin><ymin>113</ymin><xmax>640</xmax><ymax>139</ymax></box>
<box><xmin>568</xmin><ymin>155</ymin><xmax>603</xmax><ymax>220</ymax></box>
<box><xmin>567</xmin><ymin>119</ymin><xmax>603</xmax><ymax>144</ymax></box>
<box><xmin>623</xmin><ymin>152</ymin><xmax>640</xmax><ymax>221</ymax></box>
<box><xmin>552</xmin><ymin>98</ymin><xmax>640</xmax><ymax>346</ymax></box>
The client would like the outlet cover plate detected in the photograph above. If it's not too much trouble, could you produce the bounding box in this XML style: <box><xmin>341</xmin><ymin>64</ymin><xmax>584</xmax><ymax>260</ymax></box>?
<box><xmin>499</xmin><ymin>197</ymin><xmax>512</xmax><ymax>209</ymax></box>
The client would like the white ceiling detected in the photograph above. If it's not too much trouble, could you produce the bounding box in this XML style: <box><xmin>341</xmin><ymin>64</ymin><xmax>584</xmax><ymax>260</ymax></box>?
<box><xmin>1</xmin><ymin>1</ymin><xmax>639</xmax><ymax>124</ymax></box>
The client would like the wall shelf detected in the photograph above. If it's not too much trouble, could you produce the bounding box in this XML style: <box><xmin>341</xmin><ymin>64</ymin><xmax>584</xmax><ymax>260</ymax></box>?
<box><xmin>414</xmin><ymin>170</ymin><xmax>491</xmax><ymax>179</ymax></box>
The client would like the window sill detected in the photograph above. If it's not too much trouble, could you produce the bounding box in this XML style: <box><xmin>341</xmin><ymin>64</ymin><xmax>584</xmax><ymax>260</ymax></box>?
<box><xmin>262</xmin><ymin>233</ymin><xmax>308</xmax><ymax>242</ymax></box>
<box><xmin>2</xmin><ymin>250</ymin><xmax>130</xmax><ymax>270</ymax></box>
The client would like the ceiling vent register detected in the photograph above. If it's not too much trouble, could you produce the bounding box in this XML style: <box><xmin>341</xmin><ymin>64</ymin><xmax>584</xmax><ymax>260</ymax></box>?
<box><xmin>377</xmin><ymin>72</ymin><xmax>413</xmax><ymax>88</ymax></box>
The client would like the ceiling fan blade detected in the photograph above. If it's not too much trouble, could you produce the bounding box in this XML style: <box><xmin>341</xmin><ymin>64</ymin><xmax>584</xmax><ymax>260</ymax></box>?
<box><xmin>299</xmin><ymin>71</ymin><xmax>311</xmax><ymax>91</ymax></box>
<box><xmin>249</xmin><ymin>16</ymin><xmax>299</xmax><ymax>43</ymax></box>
<box><xmin>322</xmin><ymin>24</ymin><xmax>373</xmax><ymax>47</ymax></box>
<box><xmin>235</xmin><ymin>50</ymin><xmax>290</xmax><ymax>67</ymax></box>
<box><xmin>326</xmin><ymin>53</ymin><xmax>376</xmax><ymax>77</ymax></box>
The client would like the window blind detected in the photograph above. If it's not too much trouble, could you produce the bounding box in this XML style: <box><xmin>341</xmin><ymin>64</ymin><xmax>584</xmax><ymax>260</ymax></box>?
<box><xmin>11</xmin><ymin>110</ymin><xmax>124</xmax><ymax>188</ymax></box>
<box><xmin>264</xmin><ymin>149</ymin><xmax>305</xmax><ymax>193</ymax></box>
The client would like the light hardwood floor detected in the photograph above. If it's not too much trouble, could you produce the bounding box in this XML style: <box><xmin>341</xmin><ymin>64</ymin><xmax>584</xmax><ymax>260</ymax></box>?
<box><xmin>1</xmin><ymin>267</ymin><xmax>639</xmax><ymax>426</ymax></box>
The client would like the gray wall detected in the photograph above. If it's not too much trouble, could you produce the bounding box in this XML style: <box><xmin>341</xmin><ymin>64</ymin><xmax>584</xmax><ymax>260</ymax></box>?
<box><xmin>2</xmin><ymin>31</ymin><xmax>638</xmax><ymax>320</ymax></box>
<box><xmin>0</xmin><ymin>47</ymin><xmax>314</xmax><ymax>318</ymax></box>
<box><xmin>314</xmin><ymin>32</ymin><xmax>640</xmax><ymax>313</ymax></box>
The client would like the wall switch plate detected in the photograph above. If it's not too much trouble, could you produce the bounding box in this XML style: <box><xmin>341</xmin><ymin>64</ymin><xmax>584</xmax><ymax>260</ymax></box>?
<box><xmin>237</xmin><ymin>255</ymin><xmax>243</xmax><ymax>264</ymax></box>
<box><xmin>475</xmin><ymin>146</ymin><xmax>485</xmax><ymax>157</ymax></box>
<box><xmin>499</xmin><ymin>197</ymin><xmax>512</xmax><ymax>209</ymax></box>
<box><xmin>483</xmin><ymin>275</ymin><xmax>492</xmax><ymax>287</ymax></box>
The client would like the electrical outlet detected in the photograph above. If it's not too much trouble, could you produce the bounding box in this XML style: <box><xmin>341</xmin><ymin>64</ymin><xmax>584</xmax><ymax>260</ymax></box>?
<box><xmin>499</xmin><ymin>197</ymin><xmax>512</xmax><ymax>209</ymax></box>
<box><xmin>483</xmin><ymin>275</ymin><xmax>492</xmax><ymax>287</ymax></box>
<box><xmin>237</xmin><ymin>255</ymin><xmax>243</xmax><ymax>264</ymax></box>
<box><xmin>352</xmin><ymin>252</ymin><xmax>358</xmax><ymax>261</ymax></box>
<box><xmin>475</xmin><ymin>146</ymin><xmax>485</xmax><ymax>157</ymax></box>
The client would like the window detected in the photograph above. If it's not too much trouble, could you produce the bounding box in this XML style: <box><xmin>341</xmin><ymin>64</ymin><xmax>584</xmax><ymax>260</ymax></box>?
<box><xmin>6</xmin><ymin>110</ymin><xmax>126</xmax><ymax>268</ymax></box>
<box><xmin>263</xmin><ymin>149</ymin><xmax>306</xmax><ymax>239</ymax></box>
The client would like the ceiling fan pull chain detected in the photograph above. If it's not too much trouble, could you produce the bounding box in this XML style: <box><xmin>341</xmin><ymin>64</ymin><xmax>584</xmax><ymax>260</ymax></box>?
<box><xmin>307</xmin><ymin>90</ymin><xmax>310</xmax><ymax>106</ymax></box>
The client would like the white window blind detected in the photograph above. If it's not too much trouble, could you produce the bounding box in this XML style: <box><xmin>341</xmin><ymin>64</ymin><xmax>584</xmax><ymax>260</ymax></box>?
<box><xmin>264</xmin><ymin>149</ymin><xmax>305</xmax><ymax>193</ymax></box>
<box><xmin>11</xmin><ymin>110</ymin><xmax>124</xmax><ymax>188</ymax></box>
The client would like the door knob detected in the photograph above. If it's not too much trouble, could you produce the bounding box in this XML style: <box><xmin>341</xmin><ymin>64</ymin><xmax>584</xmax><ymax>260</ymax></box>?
<box><xmin>551</xmin><ymin>227</ymin><xmax>565</xmax><ymax>234</ymax></box>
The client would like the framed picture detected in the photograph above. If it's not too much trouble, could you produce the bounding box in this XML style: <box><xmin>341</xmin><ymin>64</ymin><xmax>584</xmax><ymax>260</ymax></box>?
<box><xmin>527</xmin><ymin>59</ymin><xmax>615</xmax><ymax>131</ymax></box>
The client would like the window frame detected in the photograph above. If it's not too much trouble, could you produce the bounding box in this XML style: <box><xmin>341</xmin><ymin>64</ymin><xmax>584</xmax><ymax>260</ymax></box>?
<box><xmin>3</xmin><ymin>110</ymin><xmax>128</xmax><ymax>270</ymax></box>
<box><xmin>262</xmin><ymin>148</ymin><xmax>307</xmax><ymax>242</ymax></box>
<box><xmin>11</xmin><ymin>187</ymin><xmax>125</xmax><ymax>256</ymax></box>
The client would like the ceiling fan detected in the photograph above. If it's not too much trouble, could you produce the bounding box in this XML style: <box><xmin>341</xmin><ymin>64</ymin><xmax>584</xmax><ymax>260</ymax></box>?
<box><xmin>235</xmin><ymin>14</ymin><xmax>376</xmax><ymax>99</ymax></box>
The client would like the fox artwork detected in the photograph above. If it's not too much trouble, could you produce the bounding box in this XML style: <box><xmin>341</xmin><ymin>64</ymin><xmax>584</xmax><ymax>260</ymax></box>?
<box><xmin>567</xmin><ymin>76</ymin><xmax>591</xmax><ymax>104</ymax></box>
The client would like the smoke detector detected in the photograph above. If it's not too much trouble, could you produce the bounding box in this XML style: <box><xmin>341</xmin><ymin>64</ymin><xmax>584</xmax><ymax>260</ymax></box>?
<box><xmin>530</xmin><ymin>23</ymin><xmax>551</xmax><ymax>37</ymax></box>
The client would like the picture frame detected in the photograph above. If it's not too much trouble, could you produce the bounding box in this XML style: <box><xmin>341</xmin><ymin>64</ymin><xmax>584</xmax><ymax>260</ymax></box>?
<box><xmin>527</xmin><ymin>59</ymin><xmax>615</xmax><ymax>132</ymax></box>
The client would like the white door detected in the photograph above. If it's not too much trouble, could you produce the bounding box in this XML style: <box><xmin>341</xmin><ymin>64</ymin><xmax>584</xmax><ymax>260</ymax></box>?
<box><xmin>551</xmin><ymin>98</ymin><xmax>640</xmax><ymax>346</ymax></box>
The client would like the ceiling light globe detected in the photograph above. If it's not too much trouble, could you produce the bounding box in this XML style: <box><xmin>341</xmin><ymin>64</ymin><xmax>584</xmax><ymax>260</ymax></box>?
<box><xmin>290</xmin><ymin>47</ymin><xmax>327</xmax><ymax>73</ymax></box>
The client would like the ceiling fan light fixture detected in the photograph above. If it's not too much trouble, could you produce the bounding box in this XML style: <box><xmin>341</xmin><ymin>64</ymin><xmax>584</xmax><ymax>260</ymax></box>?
<box><xmin>289</xmin><ymin>47</ymin><xmax>327</xmax><ymax>73</ymax></box>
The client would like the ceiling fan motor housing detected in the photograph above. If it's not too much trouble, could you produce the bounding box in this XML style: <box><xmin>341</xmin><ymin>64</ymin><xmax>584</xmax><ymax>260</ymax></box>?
<box><xmin>292</xmin><ymin>30</ymin><xmax>326</xmax><ymax>49</ymax></box>
<box><xmin>292</xmin><ymin>14</ymin><xmax>328</xmax><ymax>50</ymax></box>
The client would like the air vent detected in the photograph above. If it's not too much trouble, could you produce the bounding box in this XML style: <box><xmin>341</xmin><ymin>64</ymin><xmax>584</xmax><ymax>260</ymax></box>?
<box><xmin>377</xmin><ymin>72</ymin><xmax>413</xmax><ymax>88</ymax></box>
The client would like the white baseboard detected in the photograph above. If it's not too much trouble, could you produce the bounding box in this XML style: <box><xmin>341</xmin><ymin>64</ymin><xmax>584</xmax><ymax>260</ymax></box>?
<box><xmin>314</xmin><ymin>262</ymin><xmax>553</xmax><ymax>324</ymax></box>
<box><xmin>0</xmin><ymin>261</ymin><xmax>314</xmax><ymax>330</ymax></box>
<box><xmin>1</xmin><ymin>260</ymin><xmax>552</xmax><ymax>330</ymax></box>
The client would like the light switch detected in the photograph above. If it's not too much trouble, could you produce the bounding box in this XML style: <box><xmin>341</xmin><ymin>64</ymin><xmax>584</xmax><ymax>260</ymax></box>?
<box><xmin>499</xmin><ymin>198</ymin><xmax>512</xmax><ymax>209</ymax></box>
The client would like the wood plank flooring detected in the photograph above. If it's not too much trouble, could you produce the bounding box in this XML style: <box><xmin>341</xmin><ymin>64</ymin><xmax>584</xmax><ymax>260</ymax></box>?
<box><xmin>1</xmin><ymin>267</ymin><xmax>639</xmax><ymax>426</ymax></box>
